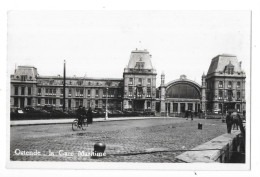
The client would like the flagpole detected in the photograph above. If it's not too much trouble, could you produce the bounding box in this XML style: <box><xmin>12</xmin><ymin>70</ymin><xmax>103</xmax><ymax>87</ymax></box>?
<box><xmin>63</xmin><ymin>60</ymin><xmax>66</xmax><ymax>112</ymax></box>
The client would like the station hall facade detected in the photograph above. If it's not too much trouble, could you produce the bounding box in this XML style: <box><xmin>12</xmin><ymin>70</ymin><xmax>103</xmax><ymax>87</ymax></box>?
<box><xmin>10</xmin><ymin>49</ymin><xmax>246</xmax><ymax>115</ymax></box>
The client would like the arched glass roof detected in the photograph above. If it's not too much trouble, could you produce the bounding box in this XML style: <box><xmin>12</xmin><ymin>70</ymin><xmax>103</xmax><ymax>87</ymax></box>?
<box><xmin>166</xmin><ymin>83</ymin><xmax>200</xmax><ymax>99</ymax></box>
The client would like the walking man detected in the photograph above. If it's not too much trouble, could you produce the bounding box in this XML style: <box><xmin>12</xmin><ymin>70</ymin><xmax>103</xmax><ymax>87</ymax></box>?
<box><xmin>226</xmin><ymin>112</ymin><xmax>233</xmax><ymax>134</ymax></box>
<box><xmin>87</xmin><ymin>107</ymin><xmax>93</xmax><ymax>124</ymax></box>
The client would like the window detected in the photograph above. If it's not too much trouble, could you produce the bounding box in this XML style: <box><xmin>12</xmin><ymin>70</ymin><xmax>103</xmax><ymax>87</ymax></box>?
<box><xmin>68</xmin><ymin>89</ymin><xmax>71</xmax><ymax>97</ymax></box>
<box><xmin>68</xmin><ymin>99</ymin><xmax>71</xmax><ymax>108</ymax></box>
<box><xmin>60</xmin><ymin>99</ymin><xmax>63</xmax><ymax>106</ymax></box>
<box><xmin>45</xmin><ymin>88</ymin><xmax>49</xmax><ymax>95</ymax></box>
<box><xmin>219</xmin><ymin>104</ymin><xmax>223</xmax><ymax>113</ymax></box>
<box><xmin>80</xmin><ymin>89</ymin><xmax>83</xmax><ymax>96</ymax></box>
<box><xmin>128</xmin><ymin>101</ymin><xmax>133</xmax><ymax>109</ymax></box>
<box><xmin>135</xmin><ymin>61</ymin><xmax>144</xmax><ymax>69</ymax></box>
<box><xmin>138</xmin><ymin>78</ymin><xmax>142</xmax><ymax>85</ymax></box>
<box><xmin>45</xmin><ymin>98</ymin><xmax>56</xmax><ymax>105</ymax></box>
<box><xmin>147</xmin><ymin>78</ymin><xmax>151</xmax><ymax>85</ymax></box>
<box><xmin>147</xmin><ymin>101</ymin><xmax>151</xmax><ymax>109</ymax></box>
<box><xmin>60</xmin><ymin>88</ymin><xmax>64</xmax><ymax>96</ymax></box>
<box><xmin>236</xmin><ymin>104</ymin><xmax>241</xmax><ymax>112</ymax></box>
<box><xmin>129</xmin><ymin>78</ymin><xmax>133</xmax><ymax>85</ymax></box>
<box><xmin>103</xmin><ymin>89</ymin><xmax>107</xmax><ymax>98</ymax></box>
<box><xmin>137</xmin><ymin>87</ymin><xmax>142</xmax><ymax>98</ymax></box>
<box><xmin>87</xmin><ymin>90</ymin><xmax>91</xmax><ymax>97</ymax></box>
<box><xmin>117</xmin><ymin>89</ymin><xmax>122</xmax><ymax>98</ymax></box>
<box><xmin>77</xmin><ymin>80</ymin><xmax>83</xmax><ymax>85</ymax></box>
<box><xmin>37</xmin><ymin>98</ymin><xmax>41</xmax><ymax>105</ymax></box>
<box><xmin>228</xmin><ymin>67</ymin><xmax>234</xmax><ymax>74</ymax></box>
<box><xmin>45</xmin><ymin>88</ymin><xmax>55</xmax><ymax>96</ymax></box>
<box><xmin>108</xmin><ymin>89</ymin><xmax>114</xmax><ymax>98</ymax></box>
<box><xmin>37</xmin><ymin>88</ymin><xmax>41</xmax><ymax>96</ymax></box>
<box><xmin>128</xmin><ymin>86</ymin><xmax>133</xmax><ymax>97</ymax></box>
<box><xmin>146</xmin><ymin>87</ymin><xmax>151</xmax><ymax>97</ymax></box>
<box><xmin>237</xmin><ymin>82</ymin><xmax>241</xmax><ymax>88</ymax></box>
<box><xmin>75</xmin><ymin>99</ymin><xmax>83</xmax><ymax>108</ymax></box>
<box><xmin>21</xmin><ymin>87</ymin><xmax>25</xmax><ymax>95</ymax></box>
<box><xmin>237</xmin><ymin>91</ymin><xmax>241</xmax><ymax>99</ymax></box>
<box><xmin>95</xmin><ymin>90</ymin><xmax>99</xmax><ymax>97</ymax></box>
<box><xmin>76</xmin><ymin>89</ymin><xmax>83</xmax><ymax>97</ymax></box>
<box><xmin>14</xmin><ymin>87</ymin><xmax>18</xmax><ymax>95</ymax></box>
<box><xmin>27</xmin><ymin>98</ymin><xmax>32</xmax><ymax>106</ymax></box>
<box><xmin>218</xmin><ymin>90</ymin><xmax>223</xmax><ymax>99</ymax></box>
<box><xmin>228</xmin><ymin>81</ymin><xmax>232</xmax><ymax>88</ymax></box>
<box><xmin>228</xmin><ymin>90</ymin><xmax>233</xmax><ymax>100</ymax></box>
<box><xmin>14</xmin><ymin>98</ymin><xmax>18</xmax><ymax>107</ymax></box>
<box><xmin>95</xmin><ymin>100</ymin><xmax>98</xmax><ymax>108</ymax></box>
<box><xmin>49</xmin><ymin>88</ymin><xmax>52</xmax><ymax>95</ymax></box>
<box><xmin>218</xmin><ymin>81</ymin><xmax>223</xmax><ymax>88</ymax></box>
<box><xmin>173</xmin><ymin>103</ymin><xmax>178</xmax><ymax>112</ymax></box>
<box><xmin>21</xmin><ymin>75</ymin><xmax>27</xmax><ymax>81</ymax></box>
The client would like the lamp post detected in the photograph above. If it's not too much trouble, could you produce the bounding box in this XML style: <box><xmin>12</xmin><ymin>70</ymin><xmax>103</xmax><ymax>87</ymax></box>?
<box><xmin>105</xmin><ymin>87</ymin><xmax>108</xmax><ymax>120</ymax></box>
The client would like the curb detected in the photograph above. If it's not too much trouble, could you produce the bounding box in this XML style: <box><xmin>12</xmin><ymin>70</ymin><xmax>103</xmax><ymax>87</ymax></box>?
<box><xmin>10</xmin><ymin>117</ymin><xmax>169</xmax><ymax>127</ymax></box>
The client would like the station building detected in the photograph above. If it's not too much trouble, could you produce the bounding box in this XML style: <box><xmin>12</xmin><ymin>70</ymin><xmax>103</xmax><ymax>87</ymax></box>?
<box><xmin>10</xmin><ymin>50</ymin><xmax>246</xmax><ymax>115</ymax></box>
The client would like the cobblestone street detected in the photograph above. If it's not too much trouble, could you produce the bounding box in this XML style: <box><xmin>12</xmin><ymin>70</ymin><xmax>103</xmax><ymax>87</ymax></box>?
<box><xmin>10</xmin><ymin>118</ymin><xmax>226</xmax><ymax>163</ymax></box>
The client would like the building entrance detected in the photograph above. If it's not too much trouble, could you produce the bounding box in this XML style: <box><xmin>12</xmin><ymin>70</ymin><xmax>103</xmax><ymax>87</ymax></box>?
<box><xmin>134</xmin><ymin>100</ymin><xmax>145</xmax><ymax>111</ymax></box>
<box><xmin>224</xmin><ymin>103</ymin><xmax>236</xmax><ymax>112</ymax></box>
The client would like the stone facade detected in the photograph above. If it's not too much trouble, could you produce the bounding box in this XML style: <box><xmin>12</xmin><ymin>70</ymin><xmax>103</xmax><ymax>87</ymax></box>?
<box><xmin>10</xmin><ymin>52</ymin><xmax>246</xmax><ymax>114</ymax></box>
<box><xmin>205</xmin><ymin>55</ymin><xmax>246</xmax><ymax>113</ymax></box>
<box><xmin>123</xmin><ymin>49</ymin><xmax>157</xmax><ymax>112</ymax></box>
<box><xmin>11</xmin><ymin>66</ymin><xmax>123</xmax><ymax>111</ymax></box>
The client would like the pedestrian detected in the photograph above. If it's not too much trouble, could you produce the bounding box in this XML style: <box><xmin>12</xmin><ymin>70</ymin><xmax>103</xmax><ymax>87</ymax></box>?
<box><xmin>237</xmin><ymin>113</ymin><xmax>245</xmax><ymax>152</ymax></box>
<box><xmin>226</xmin><ymin>112</ymin><xmax>233</xmax><ymax>134</ymax></box>
<box><xmin>232</xmin><ymin>112</ymin><xmax>239</xmax><ymax>130</ymax></box>
<box><xmin>184</xmin><ymin>110</ymin><xmax>188</xmax><ymax>120</ymax></box>
<box><xmin>185</xmin><ymin>110</ymin><xmax>189</xmax><ymax>120</ymax></box>
<box><xmin>87</xmin><ymin>107</ymin><xmax>93</xmax><ymax>124</ymax></box>
<box><xmin>191</xmin><ymin>111</ymin><xmax>193</xmax><ymax>120</ymax></box>
<box><xmin>237</xmin><ymin>113</ymin><xmax>245</xmax><ymax>136</ymax></box>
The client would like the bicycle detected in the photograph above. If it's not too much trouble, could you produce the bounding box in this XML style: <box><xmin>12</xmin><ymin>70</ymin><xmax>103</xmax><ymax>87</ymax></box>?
<box><xmin>72</xmin><ymin>117</ymin><xmax>88</xmax><ymax>131</ymax></box>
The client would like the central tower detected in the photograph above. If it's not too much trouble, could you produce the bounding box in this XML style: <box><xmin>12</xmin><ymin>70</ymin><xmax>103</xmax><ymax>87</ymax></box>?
<box><xmin>123</xmin><ymin>49</ymin><xmax>157</xmax><ymax>112</ymax></box>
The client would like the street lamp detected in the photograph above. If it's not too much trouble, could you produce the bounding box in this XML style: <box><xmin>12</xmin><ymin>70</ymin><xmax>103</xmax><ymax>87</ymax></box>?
<box><xmin>105</xmin><ymin>87</ymin><xmax>108</xmax><ymax>120</ymax></box>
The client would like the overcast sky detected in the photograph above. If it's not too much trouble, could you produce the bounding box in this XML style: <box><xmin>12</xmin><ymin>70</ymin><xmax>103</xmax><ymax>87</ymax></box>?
<box><xmin>7</xmin><ymin>11</ymin><xmax>251</xmax><ymax>86</ymax></box>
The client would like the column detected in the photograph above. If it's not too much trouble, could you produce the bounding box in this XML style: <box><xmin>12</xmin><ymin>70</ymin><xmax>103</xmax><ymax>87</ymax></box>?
<box><xmin>24</xmin><ymin>98</ymin><xmax>27</xmax><ymax>107</ymax></box>
<box><xmin>193</xmin><ymin>103</ymin><xmax>195</xmax><ymax>112</ymax></box>
<box><xmin>170</xmin><ymin>102</ymin><xmax>173</xmax><ymax>113</ymax></box>
<box><xmin>177</xmin><ymin>103</ymin><xmax>180</xmax><ymax>113</ymax></box>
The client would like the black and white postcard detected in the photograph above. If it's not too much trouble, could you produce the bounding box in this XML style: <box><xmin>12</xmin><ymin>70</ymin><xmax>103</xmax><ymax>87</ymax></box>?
<box><xmin>6</xmin><ymin>10</ymin><xmax>251</xmax><ymax>170</ymax></box>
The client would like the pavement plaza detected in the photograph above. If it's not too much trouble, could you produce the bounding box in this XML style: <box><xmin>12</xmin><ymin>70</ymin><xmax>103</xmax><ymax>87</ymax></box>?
<box><xmin>10</xmin><ymin>117</ymin><xmax>227</xmax><ymax>163</ymax></box>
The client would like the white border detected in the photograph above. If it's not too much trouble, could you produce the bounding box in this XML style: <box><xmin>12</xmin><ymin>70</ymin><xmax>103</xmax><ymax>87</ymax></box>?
<box><xmin>1</xmin><ymin>0</ymin><xmax>260</xmax><ymax>176</ymax></box>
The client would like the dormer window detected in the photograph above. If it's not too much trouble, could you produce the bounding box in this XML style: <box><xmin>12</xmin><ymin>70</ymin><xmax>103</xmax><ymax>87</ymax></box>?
<box><xmin>225</xmin><ymin>61</ymin><xmax>234</xmax><ymax>75</ymax></box>
<box><xmin>227</xmin><ymin>67</ymin><xmax>234</xmax><ymax>74</ymax></box>
<box><xmin>21</xmin><ymin>75</ymin><xmax>27</xmax><ymax>81</ymax></box>
<box><xmin>77</xmin><ymin>80</ymin><xmax>83</xmax><ymax>86</ymax></box>
<box><xmin>135</xmin><ymin>62</ymin><xmax>144</xmax><ymax>69</ymax></box>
